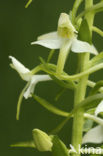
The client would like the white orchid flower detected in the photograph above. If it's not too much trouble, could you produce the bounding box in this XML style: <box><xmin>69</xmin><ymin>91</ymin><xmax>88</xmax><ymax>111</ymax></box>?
<box><xmin>31</xmin><ymin>13</ymin><xmax>98</xmax><ymax>74</ymax></box>
<box><xmin>9</xmin><ymin>56</ymin><xmax>51</xmax><ymax>99</ymax></box>
<box><xmin>9</xmin><ymin>56</ymin><xmax>52</xmax><ymax>120</ymax></box>
<box><xmin>31</xmin><ymin>13</ymin><xmax>98</xmax><ymax>55</ymax></box>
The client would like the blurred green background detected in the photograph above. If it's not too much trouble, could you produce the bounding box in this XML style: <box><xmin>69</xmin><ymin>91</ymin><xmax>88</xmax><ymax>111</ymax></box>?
<box><xmin>1</xmin><ymin>0</ymin><xmax>103</xmax><ymax>156</ymax></box>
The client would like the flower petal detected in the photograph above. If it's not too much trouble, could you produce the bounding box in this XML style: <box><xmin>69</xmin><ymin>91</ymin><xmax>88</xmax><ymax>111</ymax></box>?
<box><xmin>31</xmin><ymin>32</ymin><xmax>64</xmax><ymax>49</ymax></box>
<box><xmin>95</xmin><ymin>100</ymin><xmax>103</xmax><ymax>116</ymax></box>
<box><xmin>71</xmin><ymin>39</ymin><xmax>98</xmax><ymax>55</ymax></box>
<box><xmin>82</xmin><ymin>125</ymin><xmax>103</xmax><ymax>144</ymax></box>
<box><xmin>9</xmin><ymin>56</ymin><xmax>32</xmax><ymax>81</ymax></box>
<box><xmin>24</xmin><ymin>75</ymin><xmax>52</xmax><ymax>99</ymax></box>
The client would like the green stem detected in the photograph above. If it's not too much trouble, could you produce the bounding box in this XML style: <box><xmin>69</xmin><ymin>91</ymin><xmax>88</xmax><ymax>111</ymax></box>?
<box><xmin>75</xmin><ymin>1</ymin><xmax>103</xmax><ymax>22</ymax></box>
<box><xmin>92</xmin><ymin>26</ymin><xmax>103</xmax><ymax>37</ymax></box>
<box><xmin>16</xmin><ymin>82</ymin><xmax>29</xmax><ymax>120</ymax></box>
<box><xmin>60</xmin><ymin>63</ymin><xmax>103</xmax><ymax>80</ymax></box>
<box><xmin>87</xmin><ymin>80</ymin><xmax>103</xmax><ymax>92</ymax></box>
<box><xmin>72</xmin><ymin>0</ymin><xmax>83</xmax><ymax>23</ymax></box>
<box><xmin>71</xmin><ymin>54</ymin><xmax>89</xmax><ymax>156</ymax></box>
<box><xmin>25</xmin><ymin>0</ymin><xmax>32</xmax><ymax>8</ymax></box>
<box><xmin>47</xmin><ymin>49</ymin><xmax>55</xmax><ymax>63</ymax></box>
<box><xmin>71</xmin><ymin>1</ymin><xmax>94</xmax><ymax>155</ymax></box>
<box><xmin>84</xmin><ymin>113</ymin><xmax>103</xmax><ymax>126</ymax></box>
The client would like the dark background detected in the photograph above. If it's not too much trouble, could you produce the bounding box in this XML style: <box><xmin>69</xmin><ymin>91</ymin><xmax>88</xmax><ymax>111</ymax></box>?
<box><xmin>0</xmin><ymin>0</ymin><xmax>103</xmax><ymax>156</ymax></box>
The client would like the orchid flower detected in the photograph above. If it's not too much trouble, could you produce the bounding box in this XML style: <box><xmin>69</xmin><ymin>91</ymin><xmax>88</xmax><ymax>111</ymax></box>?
<box><xmin>31</xmin><ymin>13</ymin><xmax>98</xmax><ymax>74</ymax></box>
<box><xmin>9</xmin><ymin>56</ymin><xmax>51</xmax><ymax>99</ymax></box>
<box><xmin>9</xmin><ymin>56</ymin><xmax>52</xmax><ymax>119</ymax></box>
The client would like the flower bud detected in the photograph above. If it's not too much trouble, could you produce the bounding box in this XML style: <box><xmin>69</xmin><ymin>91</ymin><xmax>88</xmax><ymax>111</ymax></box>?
<box><xmin>58</xmin><ymin>13</ymin><xmax>76</xmax><ymax>38</ymax></box>
<box><xmin>32</xmin><ymin>129</ymin><xmax>53</xmax><ymax>152</ymax></box>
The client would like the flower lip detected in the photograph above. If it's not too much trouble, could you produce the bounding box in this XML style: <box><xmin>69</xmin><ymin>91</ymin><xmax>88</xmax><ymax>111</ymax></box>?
<box><xmin>23</xmin><ymin>75</ymin><xmax>52</xmax><ymax>99</ymax></box>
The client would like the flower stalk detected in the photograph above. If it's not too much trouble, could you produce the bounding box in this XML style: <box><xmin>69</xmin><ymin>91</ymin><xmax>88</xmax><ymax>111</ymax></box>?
<box><xmin>71</xmin><ymin>0</ymin><xmax>94</xmax><ymax>156</ymax></box>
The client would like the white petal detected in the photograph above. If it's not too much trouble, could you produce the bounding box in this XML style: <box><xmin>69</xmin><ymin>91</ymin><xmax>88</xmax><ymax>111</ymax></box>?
<box><xmin>82</xmin><ymin>125</ymin><xmax>103</xmax><ymax>144</ymax></box>
<box><xmin>24</xmin><ymin>75</ymin><xmax>52</xmax><ymax>99</ymax></box>
<box><xmin>31</xmin><ymin>32</ymin><xmax>64</xmax><ymax>49</ymax></box>
<box><xmin>9</xmin><ymin>56</ymin><xmax>32</xmax><ymax>81</ymax></box>
<box><xmin>95</xmin><ymin>100</ymin><xmax>103</xmax><ymax>116</ymax></box>
<box><xmin>71</xmin><ymin>39</ymin><xmax>98</xmax><ymax>55</ymax></box>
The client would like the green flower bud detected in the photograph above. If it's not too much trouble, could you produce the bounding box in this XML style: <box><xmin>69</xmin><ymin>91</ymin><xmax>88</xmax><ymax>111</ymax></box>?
<box><xmin>58</xmin><ymin>13</ymin><xmax>77</xmax><ymax>38</ymax></box>
<box><xmin>32</xmin><ymin>129</ymin><xmax>53</xmax><ymax>152</ymax></box>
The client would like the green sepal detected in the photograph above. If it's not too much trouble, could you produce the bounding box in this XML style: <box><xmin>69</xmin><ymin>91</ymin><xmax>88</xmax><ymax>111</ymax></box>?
<box><xmin>52</xmin><ymin>136</ymin><xmax>69</xmax><ymax>156</ymax></box>
<box><xmin>89</xmin><ymin>80</ymin><xmax>103</xmax><ymax>96</ymax></box>
<box><xmin>32</xmin><ymin>94</ymin><xmax>69</xmax><ymax>117</ymax></box>
<box><xmin>78</xmin><ymin>18</ymin><xmax>91</xmax><ymax>44</ymax></box>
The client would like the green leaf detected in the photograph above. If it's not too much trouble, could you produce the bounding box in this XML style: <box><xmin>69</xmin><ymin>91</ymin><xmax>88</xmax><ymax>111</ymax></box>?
<box><xmin>74</xmin><ymin>93</ymin><xmax>103</xmax><ymax>111</ymax></box>
<box><xmin>10</xmin><ymin>141</ymin><xmax>35</xmax><ymax>148</ymax></box>
<box><xmin>78</xmin><ymin>19</ymin><xmax>91</xmax><ymax>44</ymax></box>
<box><xmin>89</xmin><ymin>51</ymin><xmax>103</xmax><ymax>67</ymax></box>
<box><xmin>52</xmin><ymin>136</ymin><xmax>69</xmax><ymax>156</ymax></box>
<box><xmin>89</xmin><ymin>80</ymin><xmax>103</xmax><ymax>96</ymax></box>
<box><xmin>32</xmin><ymin>94</ymin><xmax>69</xmax><ymax>117</ymax></box>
